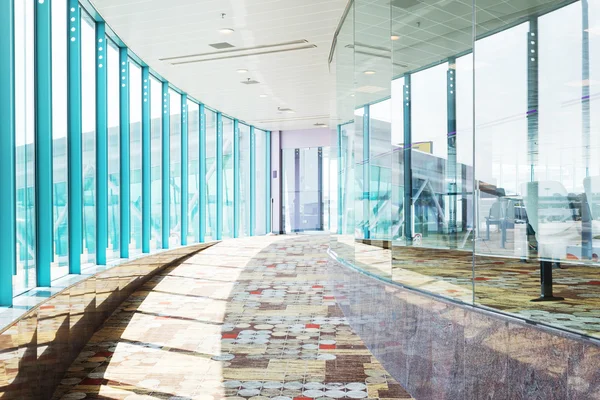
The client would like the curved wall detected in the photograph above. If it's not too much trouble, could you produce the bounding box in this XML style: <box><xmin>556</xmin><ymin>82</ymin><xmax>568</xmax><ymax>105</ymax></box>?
<box><xmin>327</xmin><ymin>253</ymin><xmax>600</xmax><ymax>399</ymax></box>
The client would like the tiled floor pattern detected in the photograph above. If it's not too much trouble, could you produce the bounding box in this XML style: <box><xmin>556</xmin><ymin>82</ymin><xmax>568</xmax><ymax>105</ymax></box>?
<box><xmin>332</xmin><ymin>235</ymin><xmax>600</xmax><ymax>338</ymax></box>
<box><xmin>53</xmin><ymin>235</ymin><xmax>412</xmax><ymax>400</ymax></box>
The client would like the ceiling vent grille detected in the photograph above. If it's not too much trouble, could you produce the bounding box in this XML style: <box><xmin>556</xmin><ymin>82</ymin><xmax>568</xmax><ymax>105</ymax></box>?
<box><xmin>209</xmin><ymin>42</ymin><xmax>235</xmax><ymax>49</ymax></box>
<box><xmin>241</xmin><ymin>79</ymin><xmax>260</xmax><ymax>85</ymax></box>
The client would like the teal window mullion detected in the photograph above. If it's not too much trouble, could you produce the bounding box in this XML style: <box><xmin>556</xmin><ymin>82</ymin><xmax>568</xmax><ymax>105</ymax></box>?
<box><xmin>141</xmin><ymin>66</ymin><xmax>150</xmax><ymax>253</ymax></box>
<box><xmin>403</xmin><ymin>74</ymin><xmax>412</xmax><ymax>241</ymax></box>
<box><xmin>161</xmin><ymin>82</ymin><xmax>170</xmax><ymax>248</ymax></box>
<box><xmin>363</xmin><ymin>105</ymin><xmax>370</xmax><ymax>240</ymax></box>
<box><xmin>337</xmin><ymin>125</ymin><xmax>342</xmax><ymax>235</ymax></box>
<box><xmin>0</xmin><ymin>0</ymin><xmax>16</xmax><ymax>305</ymax></box>
<box><xmin>233</xmin><ymin>119</ymin><xmax>239</xmax><ymax>238</ymax></box>
<box><xmin>181</xmin><ymin>94</ymin><xmax>188</xmax><ymax>246</ymax></box>
<box><xmin>119</xmin><ymin>48</ymin><xmax>130</xmax><ymax>258</ymax></box>
<box><xmin>67</xmin><ymin>0</ymin><xmax>82</xmax><ymax>274</ymax></box>
<box><xmin>266</xmin><ymin>130</ymin><xmax>271</xmax><ymax>234</ymax></box>
<box><xmin>95</xmin><ymin>22</ymin><xmax>108</xmax><ymax>265</ymax></box>
<box><xmin>250</xmin><ymin>126</ymin><xmax>256</xmax><ymax>236</ymax></box>
<box><xmin>216</xmin><ymin>112</ymin><xmax>223</xmax><ymax>240</ymax></box>
<box><xmin>35</xmin><ymin>0</ymin><xmax>52</xmax><ymax>285</ymax></box>
<box><xmin>199</xmin><ymin>104</ymin><xmax>206</xmax><ymax>242</ymax></box>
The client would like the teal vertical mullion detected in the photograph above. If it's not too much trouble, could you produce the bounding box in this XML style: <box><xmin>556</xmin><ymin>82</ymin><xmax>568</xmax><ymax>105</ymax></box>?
<box><xmin>363</xmin><ymin>105</ymin><xmax>370</xmax><ymax>240</ymax></box>
<box><xmin>447</xmin><ymin>59</ymin><xmax>457</xmax><ymax>248</ymax></box>
<box><xmin>266</xmin><ymin>131</ymin><xmax>271</xmax><ymax>234</ymax></box>
<box><xmin>337</xmin><ymin>125</ymin><xmax>342</xmax><ymax>234</ymax></box>
<box><xmin>0</xmin><ymin>0</ymin><xmax>16</xmax><ymax>304</ymax></box>
<box><xmin>67</xmin><ymin>0</ymin><xmax>82</xmax><ymax>274</ymax></box>
<box><xmin>250</xmin><ymin>126</ymin><xmax>256</xmax><ymax>236</ymax></box>
<box><xmin>181</xmin><ymin>94</ymin><xmax>188</xmax><ymax>246</ymax></box>
<box><xmin>403</xmin><ymin>75</ymin><xmax>412</xmax><ymax>241</ymax></box>
<box><xmin>95</xmin><ymin>22</ymin><xmax>108</xmax><ymax>265</ymax></box>
<box><xmin>161</xmin><ymin>82</ymin><xmax>170</xmax><ymax>248</ymax></box>
<box><xmin>119</xmin><ymin>48</ymin><xmax>130</xmax><ymax>258</ymax></box>
<box><xmin>233</xmin><ymin>119</ymin><xmax>240</xmax><ymax>238</ymax></box>
<box><xmin>35</xmin><ymin>0</ymin><xmax>53</xmax><ymax>285</ymax></box>
<box><xmin>199</xmin><ymin>104</ymin><xmax>206</xmax><ymax>242</ymax></box>
<box><xmin>216</xmin><ymin>112</ymin><xmax>223</xmax><ymax>240</ymax></box>
<box><xmin>141</xmin><ymin>67</ymin><xmax>150</xmax><ymax>253</ymax></box>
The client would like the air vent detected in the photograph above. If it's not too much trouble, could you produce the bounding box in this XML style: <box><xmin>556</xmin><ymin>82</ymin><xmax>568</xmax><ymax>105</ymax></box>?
<box><xmin>241</xmin><ymin>79</ymin><xmax>260</xmax><ymax>85</ymax></box>
<box><xmin>209</xmin><ymin>42</ymin><xmax>235</xmax><ymax>49</ymax></box>
<box><xmin>277</xmin><ymin>107</ymin><xmax>294</xmax><ymax>113</ymax></box>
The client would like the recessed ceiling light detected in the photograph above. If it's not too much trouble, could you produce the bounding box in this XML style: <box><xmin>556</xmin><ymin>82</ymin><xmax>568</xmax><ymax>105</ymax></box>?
<box><xmin>237</xmin><ymin>68</ymin><xmax>248</xmax><ymax>73</ymax></box>
<box><xmin>219</xmin><ymin>28</ymin><xmax>235</xmax><ymax>34</ymax></box>
<box><xmin>364</xmin><ymin>70</ymin><xmax>376</xmax><ymax>75</ymax></box>
<box><xmin>391</xmin><ymin>35</ymin><xmax>400</xmax><ymax>41</ymax></box>
<box><xmin>259</xmin><ymin>94</ymin><xmax>268</xmax><ymax>98</ymax></box>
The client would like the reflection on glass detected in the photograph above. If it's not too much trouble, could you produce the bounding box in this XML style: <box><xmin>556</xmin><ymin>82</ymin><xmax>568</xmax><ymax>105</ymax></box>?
<box><xmin>239</xmin><ymin>124</ymin><xmax>251</xmax><ymax>237</ymax></box>
<box><xmin>81</xmin><ymin>12</ymin><xmax>96</xmax><ymax>265</ymax></box>
<box><xmin>205</xmin><ymin>109</ymin><xmax>217</xmax><ymax>241</ymax></box>
<box><xmin>107</xmin><ymin>40</ymin><xmax>120</xmax><ymax>260</ymax></box>
<box><xmin>187</xmin><ymin>101</ymin><xmax>200</xmax><ymax>243</ymax></box>
<box><xmin>14</xmin><ymin>0</ymin><xmax>36</xmax><ymax>294</ymax></box>
<box><xmin>223</xmin><ymin>117</ymin><xmax>234</xmax><ymax>238</ymax></box>
<box><xmin>169</xmin><ymin>89</ymin><xmax>181</xmax><ymax>247</ymax></box>
<box><xmin>51</xmin><ymin>0</ymin><xmax>69</xmax><ymax>279</ymax></box>
<box><xmin>150</xmin><ymin>77</ymin><xmax>162</xmax><ymax>250</ymax></box>
<box><xmin>129</xmin><ymin>61</ymin><xmax>142</xmax><ymax>254</ymax></box>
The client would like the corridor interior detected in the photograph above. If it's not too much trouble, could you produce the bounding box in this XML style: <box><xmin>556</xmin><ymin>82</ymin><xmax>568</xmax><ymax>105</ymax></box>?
<box><xmin>53</xmin><ymin>236</ymin><xmax>413</xmax><ymax>400</ymax></box>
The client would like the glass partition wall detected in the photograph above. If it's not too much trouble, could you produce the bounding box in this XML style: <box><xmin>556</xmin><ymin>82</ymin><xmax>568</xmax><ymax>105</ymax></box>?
<box><xmin>332</xmin><ymin>0</ymin><xmax>600</xmax><ymax>339</ymax></box>
<box><xmin>0</xmin><ymin>0</ymin><xmax>272</xmax><ymax>307</ymax></box>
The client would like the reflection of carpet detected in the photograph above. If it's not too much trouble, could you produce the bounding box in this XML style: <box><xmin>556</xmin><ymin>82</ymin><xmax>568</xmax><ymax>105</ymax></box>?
<box><xmin>390</xmin><ymin>246</ymin><xmax>600</xmax><ymax>338</ymax></box>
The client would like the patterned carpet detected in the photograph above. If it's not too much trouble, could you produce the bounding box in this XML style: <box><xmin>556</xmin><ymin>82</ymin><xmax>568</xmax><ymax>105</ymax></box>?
<box><xmin>53</xmin><ymin>235</ymin><xmax>412</xmax><ymax>400</ymax></box>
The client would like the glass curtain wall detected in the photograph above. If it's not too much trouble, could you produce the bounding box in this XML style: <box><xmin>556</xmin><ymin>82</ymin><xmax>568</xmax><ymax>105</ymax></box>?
<box><xmin>107</xmin><ymin>40</ymin><xmax>120</xmax><ymax>260</ymax></box>
<box><xmin>334</xmin><ymin>0</ymin><xmax>600</xmax><ymax>339</ymax></box>
<box><xmin>188</xmin><ymin>101</ymin><xmax>200</xmax><ymax>243</ymax></box>
<box><xmin>255</xmin><ymin>129</ymin><xmax>267</xmax><ymax>235</ymax></box>
<box><xmin>81</xmin><ymin>12</ymin><xmax>96</xmax><ymax>265</ymax></box>
<box><xmin>150</xmin><ymin>76</ymin><xmax>162</xmax><ymax>251</ymax></box>
<box><xmin>14</xmin><ymin>0</ymin><xmax>36</xmax><ymax>294</ymax></box>
<box><xmin>206</xmin><ymin>109</ymin><xmax>218</xmax><ymax>241</ymax></box>
<box><xmin>129</xmin><ymin>61</ymin><xmax>142</xmax><ymax>255</ymax></box>
<box><xmin>169</xmin><ymin>89</ymin><xmax>181</xmax><ymax>247</ymax></box>
<box><xmin>239</xmin><ymin>124</ymin><xmax>251</xmax><ymax>237</ymax></box>
<box><xmin>223</xmin><ymin>117</ymin><xmax>234</xmax><ymax>238</ymax></box>
<box><xmin>2</xmin><ymin>0</ymin><xmax>272</xmax><ymax>305</ymax></box>
<box><xmin>51</xmin><ymin>0</ymin><xmax>69</xmax><ymax>279</ymax></box>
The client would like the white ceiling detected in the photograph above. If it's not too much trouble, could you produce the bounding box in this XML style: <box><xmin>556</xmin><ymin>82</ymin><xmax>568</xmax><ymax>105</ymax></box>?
<box><xmin>90</xmin><ymin>0</ymin><xmax>347</xmax><ymax>131</ymax></box>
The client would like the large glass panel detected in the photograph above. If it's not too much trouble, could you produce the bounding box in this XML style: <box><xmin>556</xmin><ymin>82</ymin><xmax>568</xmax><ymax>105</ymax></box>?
<box><xmin>239</xmin><ymin>124</ymin><xmax>251</xmax><ymax>237</ymax></box>
<box><xmin>51</xmin><ymin>0</ymin><xmax>68</xmax><ymax>279</ymax></box>
<box><xmin>223</xmin><ymin>117</ymin><xmax>234</xmax><ymax>238</ymax></box>
<box><xmin>187</xmin><ymin>100</ymin><xmax>200</xmax><ymax>243</ymax></box>
<box><xmin>14</xmin><ymin>0</ymin><xmax>36</xmax><ymax>294</ymax></box>
<box><xmin>81</xmin><ymin>12</ymin><xmax>96</xmax><ymax>265</ymax></box>
<box><xmin>150</xmin><ymin>77</ymin><xmax>162</xmax><ymax>250</ymax></box>
<box><xmin>205</xmin><ymin>109</ymin><xmax>217</xmax><ymax>241</ymax></box>
<box><xmin>107</xmin><ymin>40</ymin><xmax>120</xmax><ymax>260</ymax></box>
<box><xmin>169</xmin><ymin>89</ymin><xmax>181</xmax><ymax>247</ymax></box>
<box><xmin>255</xmin><ymin>129</ymin><xmax>267</xmax><ymax>235</ymax></box>
<box><xmin>129</xmin><ymin>61</ymin><xmax>142</xmax><ymax>254</ymax></box>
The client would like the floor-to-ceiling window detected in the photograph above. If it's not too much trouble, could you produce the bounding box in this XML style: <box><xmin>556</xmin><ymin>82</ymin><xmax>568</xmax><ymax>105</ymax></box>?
<box><xmin>239</xmin><ymin>124</ymin><xmax>251</xmax><ymax>237</ymax></box>
<box><xmin>129</xmin><ymin>61</ymin><xmax>142</xmax><ymax>254</ymax></box>
<box><xmin>14</xmin><ymin>0</ymin><xmax>36</xmax><ymax>294</ymax></box>
<box><xmin>107</xmin><ymin>40</ymin><xmax>120</xmax><ymax>260</ymax></box>
<box><xmin>150</xmin><ymin>76</ymin><xmax>162</xmax><ymax>250</ymax></box>
<box><xmin>169</xmin><ymin>89</ymin><xmax>181</xmax><ymax>247</ymax></box>
<box><xmin>51</xmin><ymin>0</ymin><xmax>69</xmax><ymax>279</ymax></box>
<box><xmin>223</xmin><ymin>117</ymin><xmax>234</xmax><ymax>238</ymax></box>
<box><xmin>255</xmin><ymin>129</ymin><xmax>267</xmax><ymax>235</ymax></box>
<box><xmin>187</xmin><ymin>100</ymin><xmax>200</xmax><ymax>243</ymax></box>
<box><xmin>206</xmin><ymin>109</ymin><xmax>217</xmax><ymax>241</ymax></box>
<box><xmin>81</xmin><ymin>12</ymin><xmax>96</xmax><ymax>265</ymax></box>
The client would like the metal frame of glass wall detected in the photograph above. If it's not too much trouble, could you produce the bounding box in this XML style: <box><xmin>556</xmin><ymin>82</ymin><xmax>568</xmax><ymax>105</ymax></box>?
<box><xmin>0</xmin><ymin>0</ymin><xmax>271</xmax><ymax>306</ymax></box>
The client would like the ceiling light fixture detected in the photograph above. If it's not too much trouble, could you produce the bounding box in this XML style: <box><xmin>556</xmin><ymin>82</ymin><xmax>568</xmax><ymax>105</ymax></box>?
<box><xmin>219</xmin><ymin>28</ymin><xmax>235</xmax><ymax>34</ymax></box>
<box><xmin>259</xmin><ymin>94</ymin><xmax>268</xmax><ymax>98</ymax></box>
<box><xmin>391</xmin><ymin>35</ymin><xmax>400</xmax><ymax>41</ymax></box>
<box><xmin>364</xmin><ymin>70</ymin><xmax>376</xmax><ymax>75</ymax></box>
<box><xmin>237</xmin><ymin>68</ymin><xmax>248</xmax><ymax>73</ymax></box>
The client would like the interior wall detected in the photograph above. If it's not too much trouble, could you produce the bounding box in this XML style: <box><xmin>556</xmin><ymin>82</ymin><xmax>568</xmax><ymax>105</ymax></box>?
<box><xmin>281</xmin><ymin>128</ymin><xmax>332</xmax><ymax>149</ymax></box>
